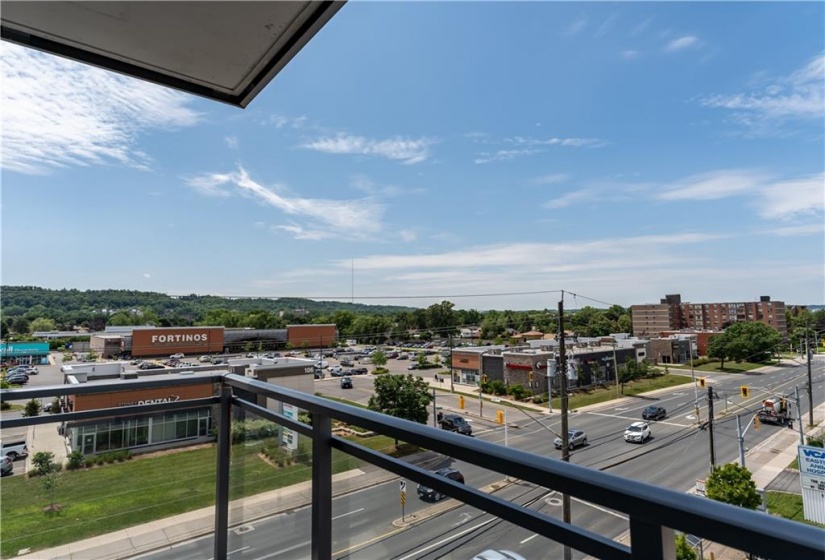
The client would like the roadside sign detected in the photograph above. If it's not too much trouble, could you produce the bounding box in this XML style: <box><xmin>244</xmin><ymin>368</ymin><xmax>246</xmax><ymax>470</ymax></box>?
<box><xmin>695</xmin><ymin>479</ymin><xmax>706</xmax><ymax>496</ymax></box>
<box><xmin>399</xmin><ymin>480</ymin><xmax>407</xmax><ymax>521</ymax></box>
<box><xmin>399</xmin><ymin>480</ymin><xmax>406</xmax><ymax>493</ymax></box>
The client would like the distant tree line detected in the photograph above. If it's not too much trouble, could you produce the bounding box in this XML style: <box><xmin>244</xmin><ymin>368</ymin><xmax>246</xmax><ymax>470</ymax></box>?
<box><xmin>0</xmin><ymin>286</ymin><xmax>635</xmax><ymax>344</ymax></box>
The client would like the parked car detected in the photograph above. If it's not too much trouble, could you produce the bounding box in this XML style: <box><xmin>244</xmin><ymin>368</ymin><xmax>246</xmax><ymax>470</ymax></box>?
<box><xmin>6</xmin><ymin>373</ymin><xmax>29</xmax><ymax>385</ymax></box>
<box><xmin>642</xmin><ymin>405</ymin><xmax>667</xmax><ymax>421</ymax></box>
<box><xmin>314</xmin><ymin>368</ymin><xmax>325</xmax><ymax>380</ymax></box>
<box><xmin>139</xmin><ymin>363</ymin><xmax>165</xmax><ymax>370</ymax></box>
<box><xmin>1</xmin><ymin>456</ymin><xmax>13</xmax><ymax>476</ymax></box>
<box><xmin>554</xmin><ymin>429</ymin><xmax>587</xmax><ymax>450</ymax></box>
<box><xmin>439</xmin><ymin>414</ymin><xmax>473</xmax><ymax>436</ymax></box>
<box><xmin>397</xmin><ymin>354</ymin><xmax>409</xmax><ymax>360</ymax></box>
<box><xmin>407</xmin><ymin>363</ymin><xmax>419</xmax><ymax>370</ymax></box>
<box><xmin>329</xmin><ymin>365</ymin><xmax>343</xmax><ymax>375</ymax></box>
<box><xmin>199</xmin><ymin>355</ymin><xmax>212</xmax><ymax>363</ymax></box>
<box><xmin>624</xmin><ymin>421</ymin><xmax>651</xmax><ymax>443</ymax></box>
<box><xmin>417</xmin><ymin>467</ymin><xmax>465</xmax><ymax>501</ymax></box>
<box><xmin>340</xmin><ymin>360</ymin><xmax>353</xmax><ymax>367</ymax></box>
<box><xmin>471</xmin><ymin>550</ymin><xmax>527</xmax><ymax>560</ymax></box>
<box><xmin>0</xmin><ymin>440</ymin><xmax>28</xmax><ymax>461</ymax></box>
<box><xmin>353</xmin><ymin>367</ymin><xmax>368</xmax><ymax>375</ymax></box>
<box><xmin>170</xmin><ymin>353</ymin><xmax>185</xmax><ymax>360</ymax></box>
<box><xmin>340</xmin><ymin>377</ymin><xmax>353</xmax><ymax>389</ymax></box>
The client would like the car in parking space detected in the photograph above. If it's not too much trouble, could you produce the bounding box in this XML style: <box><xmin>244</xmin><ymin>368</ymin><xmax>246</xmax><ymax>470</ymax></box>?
<box><xmin>642</xmin><ymin>405</ymin><xmax>667</xmax><ymax>421</ymax></box>
<box><xmin>624</xmin><ymin>421</ymin><xmax>651</xmax><ymax>443</ymax></box>
<box><xmin>6</xmin><ymin>373</ymin><xmax>29</xmax><ymax>385</ymax></box>
<box><xmin>1</xmin><ymin>456</ymin><xmax>13</xmax><ymax>476</ymax></box>
<box><xmin>352</xmin><ymin>367</ymin><xmax>368</xmax><ymax>375</ymax></box>
<box><xmin>471</xmin><ymin>550</ymin><xmax>527</xmax><ymax>560</ymax></box>
<box><xmin>439</xmin><ymin>414</ymin><xmax>473</xmax><ymax>436</ymax></box>
<box><xmin>170</xmin><ymin>353</ymin><xmax>185</xmax><ymax>360</ymax></box>
<box><xmin>340</xmin><ymin>376</ymin><xmax>353</xmax><ymax>389</ymax></box>
<box><xmin>340</xmin><ymin>359</ymin><xmax>353</xmax><ymax>367</ymax></box>
<box><xmin>416</xmin><ymin>467</ymin><xmax>465</xmax><ymax>502</ymax></box>
<box><xmin>554</xmin><ymin>429</ymin><xmax>587</xmax><ymax>450</ymax></box>
<box><xmin>139</xmin><ymin>362</ymin><xmax>166</xmax><ymax>370</ymax></box>
<box><xmin>199</xmin><ymin>355</ymin><xmax>212</xmax><ymax>363</ymax></box>
<box><xmin>329</xmin><ymin>365</ymin><xmax>343</xmax><ymax>376</ymax></box>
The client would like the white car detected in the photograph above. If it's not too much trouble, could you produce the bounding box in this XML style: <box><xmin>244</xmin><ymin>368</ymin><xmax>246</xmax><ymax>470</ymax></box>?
<box><xmin>624</xmin><ymin>421</ymin><xmax>651</xmax><ymax>443</ymax></box>
<box><xmin>329</xmin><ymin>365</ymin><xmax>343</xmax><ymax>375</ymax></box>
<box><xmin>199</xmin><ymin>355</ymin><xmax>212</xmax><ymax>363</ymax></box>
<box><xmin>471</xmin><ymin>550</ymin><xmax>527</xmax><ymax>560</ymax></box>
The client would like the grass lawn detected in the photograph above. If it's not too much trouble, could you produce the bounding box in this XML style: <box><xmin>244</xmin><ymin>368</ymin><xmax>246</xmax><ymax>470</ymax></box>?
<box><xmin>692</xmin><ymin>359</ymin><xmax>776</xmax><ymax>373</ymax></box>
<box><xmin>559</xmin><ymin>374</ymin><xmax>693</xmax><ymax>410</ymax></box>
<box><xmin>0</xmin><ymin>434</ymin><xmax>407</xmax><ymax>558</ymax></box>
<box><xmin>767</xmin><ymin>491</ymin><xmax>825</xmax><ymax>528</ymax></box>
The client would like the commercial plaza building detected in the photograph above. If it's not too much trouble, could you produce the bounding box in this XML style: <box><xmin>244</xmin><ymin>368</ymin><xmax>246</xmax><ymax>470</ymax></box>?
<box><xmin>631</xmin><ymin>294</ymin><xmax>788</xmax><ymax>338</ymax></box>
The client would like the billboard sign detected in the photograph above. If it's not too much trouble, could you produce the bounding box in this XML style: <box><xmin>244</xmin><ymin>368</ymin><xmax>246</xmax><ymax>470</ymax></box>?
<box><xmin>131</xmin><ymin>327</ymin><xmax>224</xmax><ymax>357</ymax></box>
<box><xmin>798</xmin><ymin>445</ymin><xmax>825</xmax><ymax>524</ymax></box>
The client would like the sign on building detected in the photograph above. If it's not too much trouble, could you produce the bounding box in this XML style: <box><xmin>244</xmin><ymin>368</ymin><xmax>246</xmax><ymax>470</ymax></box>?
<box><xmin>282</xmin><ymin>403</ymin><xmax>299</xmax><ymax>451</ymax></box>
<box><xmin>798</xmin><ymin>445</ymin><xmax>825</xmax><ymax>524</ymax></box>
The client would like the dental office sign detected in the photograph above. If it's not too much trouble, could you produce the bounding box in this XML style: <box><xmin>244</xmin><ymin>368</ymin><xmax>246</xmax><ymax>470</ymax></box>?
<box><xmin>798</xmin><ymin>445</ymin><xmax>825</xmax><ymax>524</ymax></box>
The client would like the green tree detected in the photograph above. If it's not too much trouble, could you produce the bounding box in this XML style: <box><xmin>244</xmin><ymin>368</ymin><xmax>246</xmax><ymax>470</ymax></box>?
<box><xmin>29</xmin><ymin>317</ymin><xmax>57</xmax><ymax>333</ymax></box>
<box><xmin>425</xmin><ymin>301</ymin><xmax>458</xmax><ymax>335</ymax></box>
<box><xmin>107</xmin><ymin>312</ymin><xmax>137</xmax><ymax>326</ymax></box>
<box><xmin>675</xmin><ymin>533</ymin><xmax>697</xmax><ymax>560</ymax></box>
<box><xmin>371</xmin><ymin>350</ymin><xmax>387</xmax><ymax>368</ymax></box>
<box><xmin>12</xmin><ymin>316</ymin><xmax>30</xmax><ymax>335</ymax></box>
<box><xmin>706</xmin><ymin>463</ymin><xmax>761</xmax><ymax>510</ymax></box>
<box><xmin>23</xmin><ymin>399</ymin><xmax>42</xmax><ymax>417</ymax></box>
<box><xmin>368</xmin><ymin>374</ymin><xmax>433</xmax><ymax>424</ymax></box>
<box><xmin>709</xmin><ymin>323</ymin><xmax>781</xmax><ymax>364</ymax></box>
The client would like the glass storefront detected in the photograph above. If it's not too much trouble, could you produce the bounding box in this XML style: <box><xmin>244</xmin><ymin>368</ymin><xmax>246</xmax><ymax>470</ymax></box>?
<box><xmin>69</xmin><ymin>408</ymin><xmax>212</xmax><ymax>455</ymax></box>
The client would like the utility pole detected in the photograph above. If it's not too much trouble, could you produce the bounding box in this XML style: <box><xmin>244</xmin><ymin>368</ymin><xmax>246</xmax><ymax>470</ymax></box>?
<box><xmin>690</xmin><ymin>350</ymin><xmax>701</xmax><ymax>423</ymax></box>
<box><xmin>449</xmin><ymin>333</ymin><xmax>455</xmax><ymax>394</ymax></box>
<box><xmin>794</xmin><ymin>386</ymin><xmax>804</xmax><ymax>444</ymax></box>
<box><xmin>432</xmin><ymin>388</ymin><xmax>437</xmax><ymax>428</ymax></box>
<box><xmin>558</xmin><ymin>296</ymin><xmax>571</xmax><ymax>560</ymax></box>
<box><xmin>546</xmin><ymin>358</ymin><xmax>554</xmax><ymax>413</ymax></box>
<box><xmin>708</xmin><ymin>386</ymin><xmax>716</xmax><ymax>470</ymax></box>
<box><xmin>806</xmin><ymin>331</ymin><xmax>814</xmax><ymax>427</ymax></box>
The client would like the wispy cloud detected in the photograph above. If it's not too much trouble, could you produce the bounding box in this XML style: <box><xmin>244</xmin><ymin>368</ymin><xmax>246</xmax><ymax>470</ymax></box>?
<box><xmin>665</xmin><ymin>36</ymin><xmax>700</xmax><ymax>52</ymax></box>
<box><xmin>594</xmin><ymin>14</ymin><xmax>618</xmax><ymax>38</ymax></box>
<box><xmin>474</xmin><ymin>136</ymin><xmax>606</xmax><ymax>164</ymax></box>
<box><xmin>700</xmin><ymin>54</ymin><xmax>825</xmax><ymax>129</ymax></box>
<box><xmin>268</xmin><ymin>114</ymin><xmax>308</xmax><ymax>129</ymax></box>
<box><xmin>543</xmin><ymin>189</ymin><xmax>596</xmax><ymax>209</ymax></box>
<box><xmin>351</xmin><ymin>174</ymin><xmax>425</xmax><ymax>197</ymax></box>
<box><xmin>654</xmin><ymin>169</ymin><xmax>824</xmax><ymax>221</ymax></box>
<box><xmin>1</xmin><ymin>43</ymin><xmax>200</xmax><ymax>174</ymax></box>
<box><xmin>185</xmin><ymin>167</ymin><xmax>385</xmax><ymax>239</ymax></box>
<box><xmin>656</xmin><ymin>169</ymin><xmax>772</xmax><ymax>201</ymax></box>
<box><xmin>531</xmin><ymin>173</ymin><xmax>570</xmax><ymax>185</ymax></box>
<box><xmin>621</xmin><ymin>50</ymin><xmax>641</xmax><ymax>60</ymax></box>
<box><xmin>301</xmin><ymin>134</ymin><xmax>434</xmax><ymax>164</ymax></box>
<box><xmin>224</xmin><ymin>136</ymin><xmax>239</xmax><ymax>150</ymax></box>
<box><xmin>630</xmin><ymin>17</ymin><xmax>654</xmax><ymax>37</ymax></box>
<box><xmin>566</xmin><ymin>16</ymin><xmax>588</xmax><ymax>36</ymax></box>
<box><xmin>143</xmin><ymin>273</ymin><xmax>152</xmax><ymax>279</ymax></box>
<box><xmin>762</xmin><ymin>223</ymin><xmax>824</xmax><ymax>237</ymax></box>
<box><xmin>400</xmin><ymin>230</ymin><xmax>417</xmax><ymax>242</ymax></box>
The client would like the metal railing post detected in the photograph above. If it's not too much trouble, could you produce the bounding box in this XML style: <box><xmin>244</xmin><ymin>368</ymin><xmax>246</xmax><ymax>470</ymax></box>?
<box><xmin>214</xmin><ymin>384</ymin><xmax>232</xmax><ymax>560</ymax></box>
<box><xmin>630</xmin><ymin>518</ymin><xmax>676</xmax><ymax>560</ymax></box>
<box><xmin>312</xmin><ymin>413</ymin><xmax>332</xmax><ymax>560</ymax></box>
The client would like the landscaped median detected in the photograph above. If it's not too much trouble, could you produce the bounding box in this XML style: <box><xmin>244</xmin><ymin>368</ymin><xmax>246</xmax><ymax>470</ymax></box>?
<box><xmin>0</xmin><ymin>434</ymin><xmax>415</xmax><ymax>558</ymax></box>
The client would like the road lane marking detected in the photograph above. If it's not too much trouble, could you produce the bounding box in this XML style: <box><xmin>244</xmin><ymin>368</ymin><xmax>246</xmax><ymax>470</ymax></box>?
<box><xmin>520</xmin><ymin>534</ymin><xmax>539</xmax><ymax>544</ymax></box>
<box><xmin>332</xmin><ymin>507</ymin><xmax>364</xmax><ymax>520</ymax></box>
<box><xmin>395</xmin><ymin>518</ymin><xmax>496</xmax><ymax>560</ymax></box>
<box><xmin>207</xmin><ymin>546</ymin><xmax>250</xmax><ymax>560</ymax></box>
<box><xmin>253</xmin><ymin>541</ymin><xmax>311</xmax><ymax>560</ymax></box>
<box><xmin>572</xmin><ymin>498</ymin><xmax>628</xmax><ymax>520</ymax></box>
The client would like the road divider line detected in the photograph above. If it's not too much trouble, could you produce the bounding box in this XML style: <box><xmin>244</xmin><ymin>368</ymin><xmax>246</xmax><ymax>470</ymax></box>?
<box><xmin>332</xmin><ymin>507</ymin><xmax>364</xmax><ymax>520</ymax></box>
<box><xmin>520</xmin><ymin>534</ymin><xmax>539</xmax><ymax>544</ymax></box>
<box><xmin>395</xmin><ymin>518</ymin><xmax>497</xmax><ymax>560</ymax></box>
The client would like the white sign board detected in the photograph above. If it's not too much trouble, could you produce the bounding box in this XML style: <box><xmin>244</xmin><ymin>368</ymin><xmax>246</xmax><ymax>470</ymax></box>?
<box><xmin>399</xmin><ymin>480</ymin><xmax>406</xmax><ymax>493</ymax></box>
<box><xmin>282</xmin><ymin>403</ymin><xmax>298</xmax><ymax>451</ymax></box>
<box><xmin>798</xmin><ymin>445</ymin><xmax>825</xmax><ymax>524</ymax></box>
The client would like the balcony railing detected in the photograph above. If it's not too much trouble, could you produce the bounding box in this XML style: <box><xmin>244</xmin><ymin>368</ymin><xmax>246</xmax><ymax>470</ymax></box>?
<box><xmin>2</xmin><ymin>373</ymin><xmax>823</xmax><ymax>560</ymax></box>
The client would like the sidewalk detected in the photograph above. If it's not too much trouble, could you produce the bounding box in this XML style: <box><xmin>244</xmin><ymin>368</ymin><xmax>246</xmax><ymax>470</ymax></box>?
<box><xmin>23</xmin><ymin>421</ymin><xmax>69</xmax><ymax>476</ymax></box>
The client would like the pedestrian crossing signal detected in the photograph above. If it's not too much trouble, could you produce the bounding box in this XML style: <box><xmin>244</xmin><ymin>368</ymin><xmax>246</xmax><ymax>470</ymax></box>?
<box><xmin>740</xmin><ymin>385</ymin><xmax>749</xmax><ymax>398</ymax></box>
<box><xmin>698</xmin><ymin>377</ymin><xmax>706</xmax><ymax>388</ymax></box>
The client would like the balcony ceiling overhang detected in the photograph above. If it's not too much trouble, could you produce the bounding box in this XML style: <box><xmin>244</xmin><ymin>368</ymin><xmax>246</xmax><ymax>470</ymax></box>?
<box><xmin>1</xmin><ymin>1</ymin><xmax>344</xmax><ymax>108</ymax></box>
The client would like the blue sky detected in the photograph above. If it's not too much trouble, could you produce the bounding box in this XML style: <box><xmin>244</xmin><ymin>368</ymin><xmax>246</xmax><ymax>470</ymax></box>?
<box><xmin>2</xmin><ymin>2</ymin><xmax>824</xmax><ymax>310</ymax></box>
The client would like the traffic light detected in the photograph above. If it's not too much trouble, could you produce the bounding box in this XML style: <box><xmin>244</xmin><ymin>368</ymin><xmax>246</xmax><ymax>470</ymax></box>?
<box><xmin>754</xmin><ymin>415</ymin><xmax>760</xmax><ymax>430</ymax></box>
<box><xmin>740</xmin><ymin>385</ymin><xmax>749</xmax><ymax>398</ymax></box>
<box><xmin>698</xmin><ymin>377</ymin><xmax>706</xmax><ymax>388</ymax></box>
<box><xmin>528</xmin><ymin>372</ymin><xmax>534</xmax><ymax>382</ymax></box>
<box><xmin>482</xmin><ymin>375</ymin><xmax>489</xmax><ymax>384</ymax></box>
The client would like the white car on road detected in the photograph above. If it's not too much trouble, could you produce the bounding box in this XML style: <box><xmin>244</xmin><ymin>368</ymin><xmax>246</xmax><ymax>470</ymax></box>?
<box><xmin>624</xmin><ymin>421</ymin><xmax>651</xmax><ymax>443</ymax></box>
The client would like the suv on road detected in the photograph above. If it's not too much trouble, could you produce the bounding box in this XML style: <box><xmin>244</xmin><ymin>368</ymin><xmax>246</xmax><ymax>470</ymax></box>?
<box><xmin>624</xmin><ymin>421</ymin><xmax>651</xmax><ymax>443</ymax></box>
<box><xmin>439</xmin><ymin>414</ymin><xmax>473</xmax><ymax>436</ymax></box>
<box><xmin>417</xmin><ymin>467</ymin><xmax>465</xmax><ymax>501</ymax></box>
<box><xmin>340</xmin><ymin>376</ymin><xmax>353</xmax><ymax>389</ymax></box>
<box><xmin>642</xmin><ymin>405</ymin><xmax>667</xmax><ymax>421</ymax></box>
<box><xmin>554</xmin><ymin>429</ymin><xmax>587</xmax><ymax>450</ymax></box>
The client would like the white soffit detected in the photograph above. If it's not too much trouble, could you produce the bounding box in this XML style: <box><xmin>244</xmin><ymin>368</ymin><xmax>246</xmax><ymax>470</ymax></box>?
<box><xmin>1</xmin><ymin>1</ymin><xmax>345</xmax><ymax>107</ymax></box>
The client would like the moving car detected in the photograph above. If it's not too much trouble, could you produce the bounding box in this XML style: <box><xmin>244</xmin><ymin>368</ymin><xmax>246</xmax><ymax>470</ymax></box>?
<box><xmin>642</xmin><ymin>405</ymin><xmax>667</xmax><ymax>421</ymax></box>
<box><xmin>417</xmin><ymin>467</ymin><xmax>465</xmax><ymax>501</ymax></box>
<box><xmin>624</xmin><ymin>421</ymin><xmax>651</xmax><ymax>443</ymax></box>
<box><xmin>439</xmin><ymin>414</ymin><xmax>473</xmax><ymax>436</ymax></box>
<box><xmin>340</xmin><ymin>376</ymin><xmax>353</xmax><ymax>389</ymax></box>
<box><xmin>471</xmin><ymin>550</ymin><xmax>527</xmax><ymax>560</ymax></box>
<box><xmin>554</xmin><ymin>429</ymin><xmax>587</xmax><ymax>450</ymax></box>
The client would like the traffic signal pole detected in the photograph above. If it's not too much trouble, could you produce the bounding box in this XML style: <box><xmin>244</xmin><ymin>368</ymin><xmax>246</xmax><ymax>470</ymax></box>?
<box><xmin>708</xmin><ymin>386</ymin><xmax>716</xmax><ymax>470</ymax></box>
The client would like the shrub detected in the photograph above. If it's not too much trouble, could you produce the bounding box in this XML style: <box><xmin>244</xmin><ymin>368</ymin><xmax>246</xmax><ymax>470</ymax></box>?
<box><xmin>94</xmin><ymin>455</ymin><xmax>106</xmax><ymax>466</ymax></box>
<box><xmin>85</xmin><ymin>458</ymin><xmax>94</xmax><ymax>468</ymax></box>
<box><xmin>372</xmin><ymin>367</ymin><xmax>390</xmax><ymax>374</ymax></box>
<box><xmin>31</xmin><ymin>451</ymin><xmax>61</xmax><ymax>476</ymax></box>
<box><xmin>22</xmin><ymin>399</ymin><xmax>42</xmax><ymax>417</ymax></box>
<box><xmin>507</xmin><ymin>384</ymin><xmax>530</xmax><ymax>401</ymax></box>
<box><xmin>66</xmin><ymin>450</ymin><xmax>85</xmax><ymax>470</ymax></box>
<box><xmin>231</xmin><ymin>419</ymin><xmax>279</xmax><ymax>444</ymax></box>
<box><xmin>49</xmin><ymin>397</ymin><xmax>61</xmax><ymax>413</ymax></box>
<box><xmin>806</xmin><ymin>436</ymin><xmax>824</xmax><ymax>448</ymax></box>
<box><xmin>488</xmin><ymin>380</ymin><xmax>507</xmax><ymax>396</ymax></box>
<box><xmin>533</xmin><ymin>394</ymin><xmax>548</xmax><ymax>404</ymax></box>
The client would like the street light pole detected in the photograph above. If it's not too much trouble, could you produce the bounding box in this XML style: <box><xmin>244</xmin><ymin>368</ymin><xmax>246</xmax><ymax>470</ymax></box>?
<box><xmin>546</xmin><ymin>358</ymin><xmax>553</xmax><ymax>413</ymax></box>
<box><xmin>690</xmin><ymin>349</ymin><xmax>701</xmax><ymax>422</ymax></box>
<box><xmin>806</xmin><ymin>330</ymin><xmax>813</xmax><ymax>427</ymax></box>
<box><xmin>612</xmin><ymin>342</ymin><xmax>619</xmax><ymax>398</ymax></box>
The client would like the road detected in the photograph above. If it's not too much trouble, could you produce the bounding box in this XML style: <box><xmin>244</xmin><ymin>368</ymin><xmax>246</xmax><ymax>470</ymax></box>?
<box><xmin>138</xmin><ymin>355</ymin><xmax>825</xmax><ymax>560</ymax></box>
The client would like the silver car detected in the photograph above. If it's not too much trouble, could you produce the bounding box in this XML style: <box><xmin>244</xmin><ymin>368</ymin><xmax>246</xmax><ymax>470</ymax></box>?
<box><xmin>554</xmin><ymin>429</ymin><xmax>587</xmax><ymax>450</ymax></box>
<box><xmin>471</xmin><ymin>550</ymin><xmax>527</xmax><ymax>560</ymax></box>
